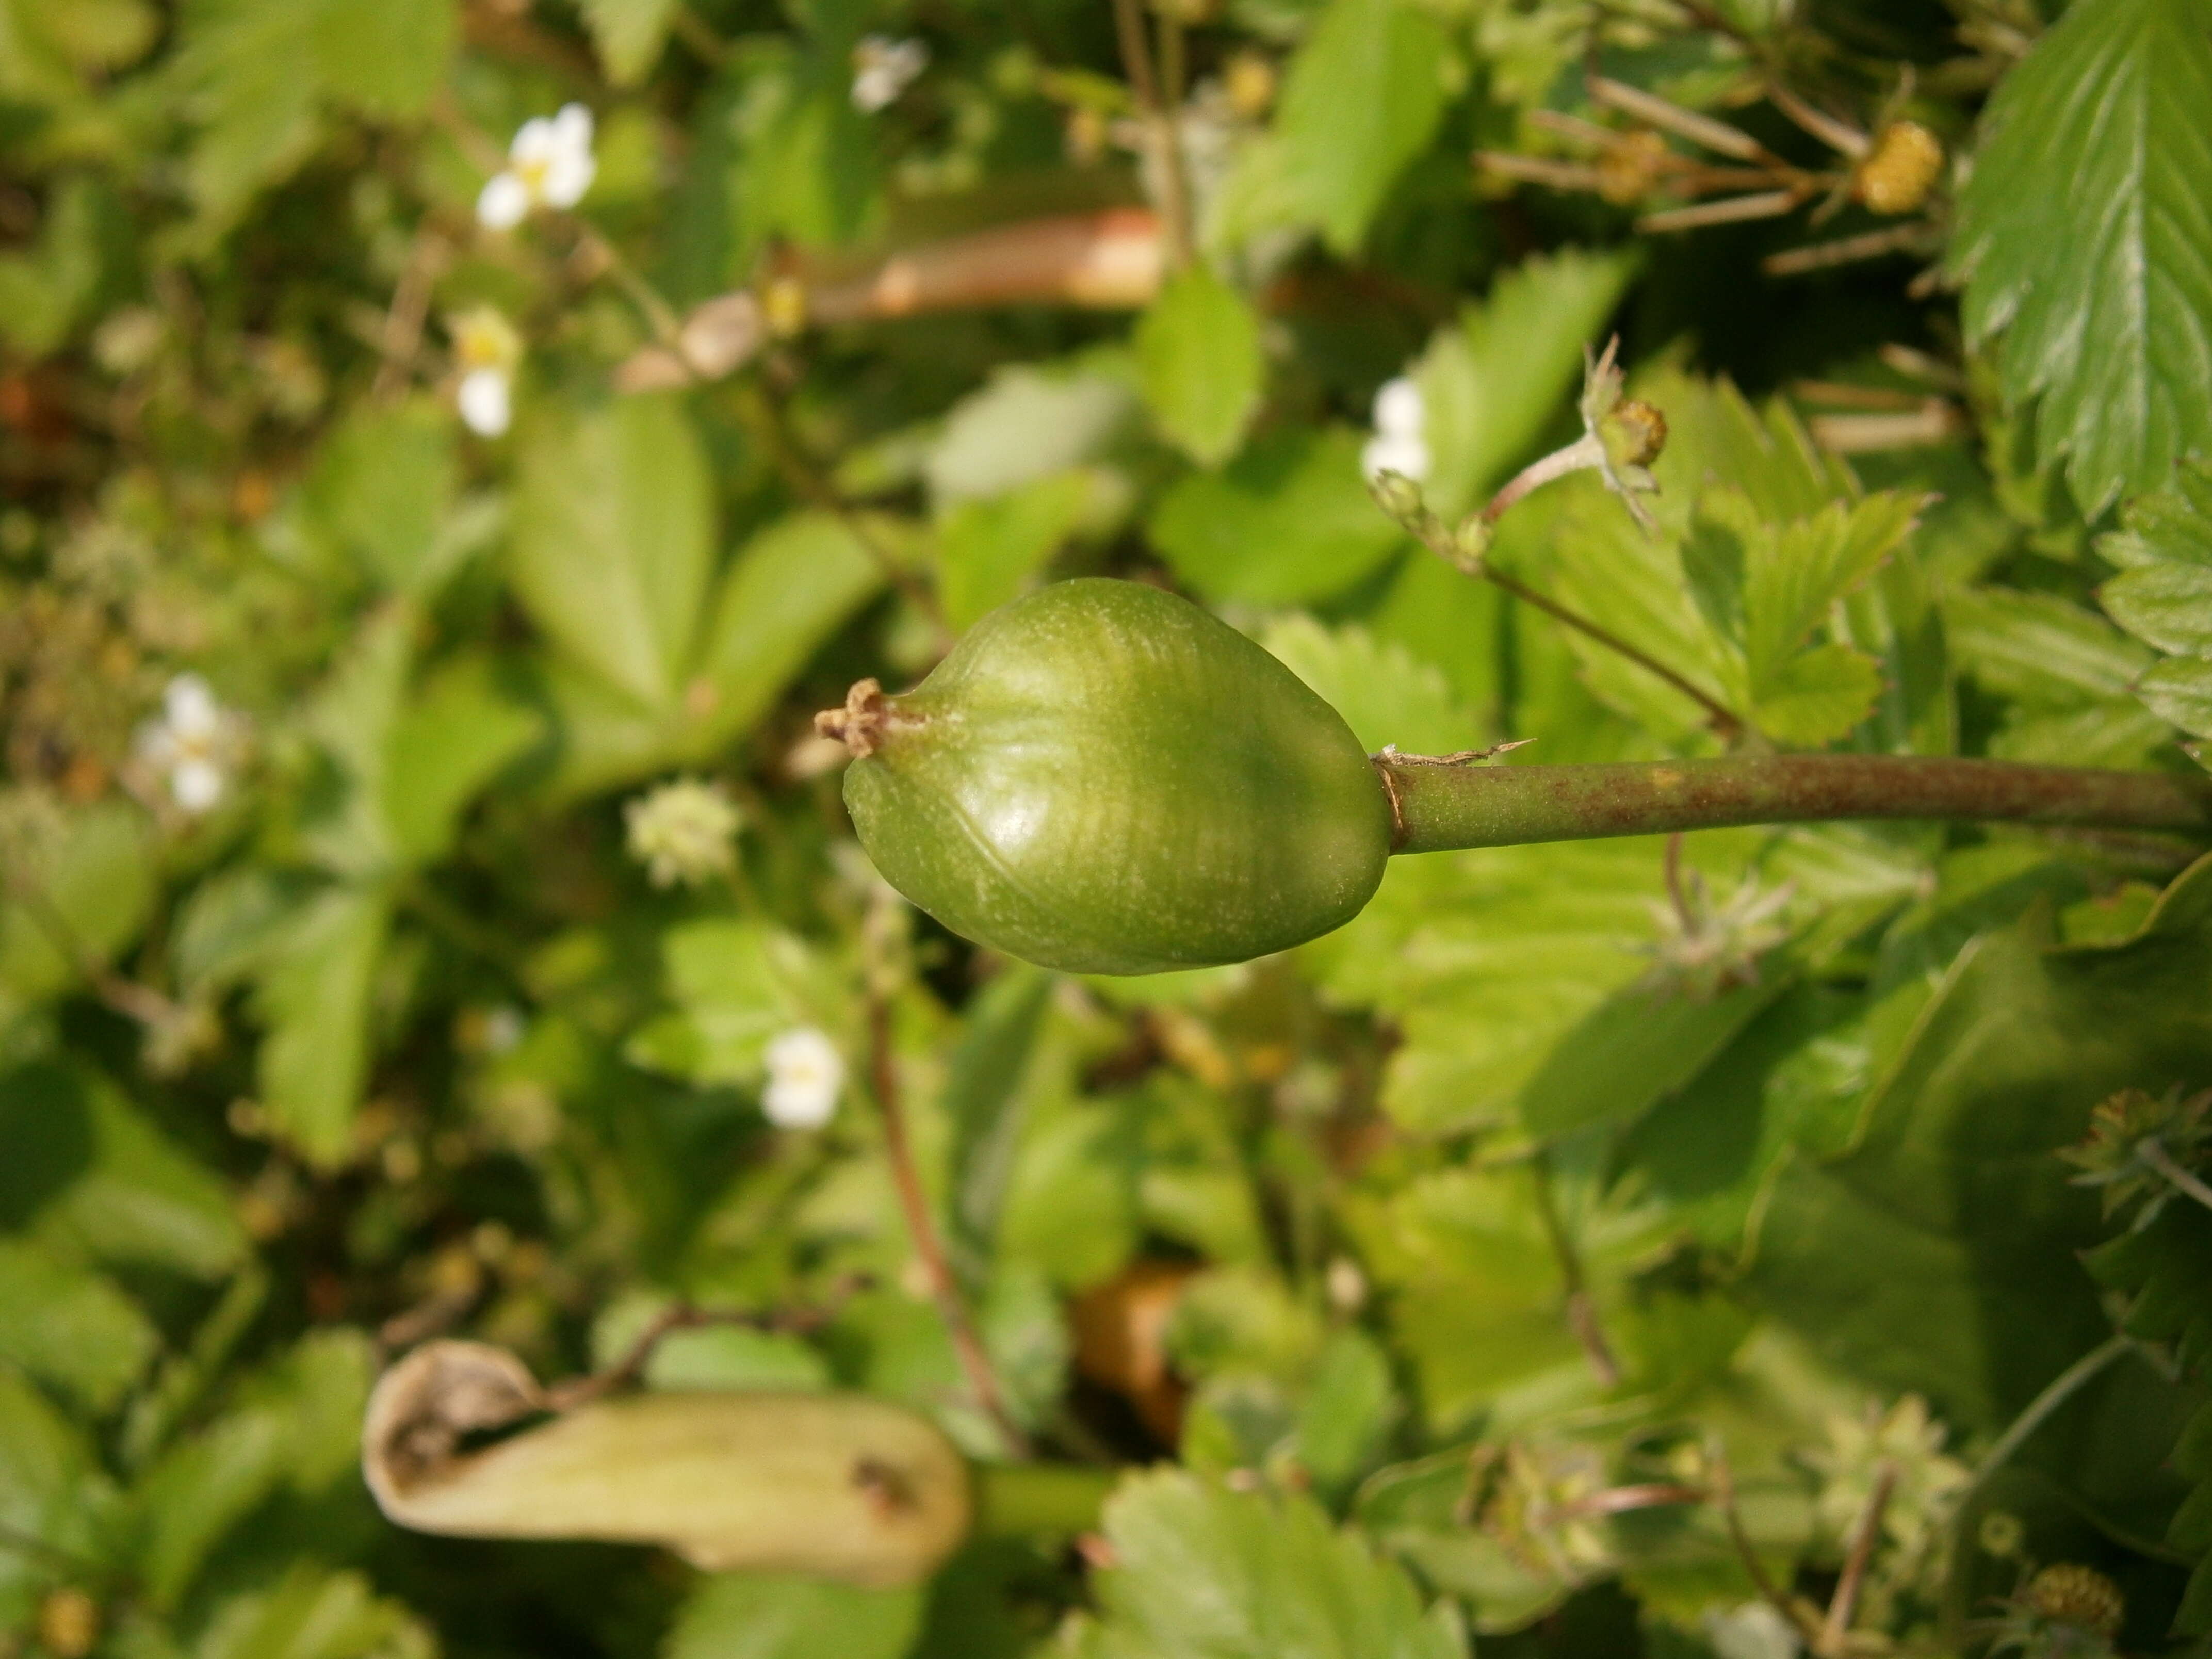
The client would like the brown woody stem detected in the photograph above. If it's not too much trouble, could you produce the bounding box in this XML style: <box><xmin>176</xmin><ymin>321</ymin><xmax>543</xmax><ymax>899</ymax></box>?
<box><xmin>1378</xmin><ymin>754</ymin><xmax>2212</xmax><ymax>856</ymax></box>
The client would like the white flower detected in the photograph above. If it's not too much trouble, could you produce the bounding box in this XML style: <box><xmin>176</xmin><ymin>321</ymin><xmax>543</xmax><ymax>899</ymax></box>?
<box><xmin>623</xmin><ymin>777</ymin><xmax>742</xmax><ymax>888</ymax></box>
<box><xmin>134</xmin><ymin>673</ymin><xmax>245</xmax><ymax>815</ymax></box>
<box><xmin>763</xmin><ymin>1027</ymin><xmax>843</xmax><ymax>1128</ymax></box>
<box><xmin>851</xmin><ymin>36</ymin><xmax>928</xmax><ymax>113</ymax></box>
<box><xmin>476</xmin><ymin>103</ymin><xmax>597</xmax><ymax>231</ymax></box>
<box><xmin>1360</xmin><ymin>373</ymin><xmax>1430</xmax><ymax>483</ymax></box>
<box><xmin>449</xmin><ymin>307</ymin><xmax>522</xmax><ymax>437</ymax></box>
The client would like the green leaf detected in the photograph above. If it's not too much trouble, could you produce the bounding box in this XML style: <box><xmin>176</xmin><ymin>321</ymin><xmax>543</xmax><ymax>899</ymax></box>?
<box><xmin>1950</xmin><ymin>0</ymin><xmax>2212</xmax><ymax>513</ymax></box>
<box><xmin>2100</xmin><ymin>562</ymin><xmax>2212</xmax><ymax>657</ymax></box>
<box><xmin>943</xmin><ymin>965</ymin><xmax>1054</xmax><ymax>1290</ymax></box>
<box><xmin>1412</xmin><ymin>248</ymin><xmax>1639</xmax><ymax>519</ymax></box>
<box><xmin>1134</xmin><ymin>266</ymin><xmax>1265</xmax><ymax>468</ymax></box>
<box><xmin>665</xmin><ymin>1572</ymin><xmax>923</xmax><ymax>1659</ymax></box>
<box><xmin>1258</xmin><ymin>615</ymin><xmax>1485</xmax><ymax>755</ymax></box>
<box><xmin>1148</xmin><ymin>426</ymin><xmax>1406</xmax><ymax>605</ymax></box>
<box><xmin>1517</xmin><ymin>977</ymin><xmax>1789</xmax><ymax>1140</ymax></box>
<box><xmin>0</xmin><ymin>800</ymin><xmax>153</xmax><ymax>1007</ymax></box>
<box><xmin>311</xmin><ymin>0</ymin><xmax>454</xmax><ymax>118</ymax></box>
<box><xmin>0</xmin><ymin>1240</ymin><xmax>157</xmax><ymax>1412</ymax></box>
<box><xmin>0</xmin><ymin>175</ymin><xmax>109</xmax><ymax>357</ymax></box>
<box><xmin>1080</xmin><ymin>1468</ymin><xmax>1465</xmax><ymax>1659</ymax></box>
<box><xmin>170</xmin><ymin>0</ymin><xmax>324</xmax><ymax>239</ymax></box>
<box><xmin>0</xmin><ymin>1062</ymin><xmax>247</xmax><ymax>1280</ymax></box>
<box><xmin>252</xmin><ymin>886</ymin><xmax>390</xmax><ymax>1168</ymax></box>
<box><xmin>731</xmin><ymin>35</ymin><xmax>880</xmax><ymax>251</ymax></box>
<box><xmin>196</xmin><ymin>1566</ymin><xmax>430</xmax><ymax>1659</ymax></box>
<box><xmin>1742</xmin><ymin>493</ymin><xmax>1923</xmax><ymax>691</ymax></box>
<box><xmin>624</xmin><ymin>919</ymin><xmax>832</xmax><ymax>1084</ymax></box>
<box><xmin>1751</xmin><ymin>853</ymin><xmax>2212</xmax><ymax>1429</ymax></box>
<box><xmin>382</xmin><ymin>657</ymin><xmax>544</xmax><ymax>865</ymax></box>
<box><xmin>1749</xmin><ymin>643</ymin><xmax>1886</xmax><ymax>749</ymax></box>
<box><xmin>511</xmin><ymin>395</ymin><xmax>715</xmax><ymax>709</ymax></box>
<box><xmin>0</xmin><ymin>1365</ymin><xmax>102</xmax><ymax>1626</ymax></box>
<box><xmin>1274</xmin><ymin>0</ymin><xmax>1451</xmax><ymax>254</ymax></box>
<box><xmin>1291</xmin><ymin>1329</ymin><xmax>1397</xmax><ymax>1496</ymax></box>
<box><xmin>2137</xmin><ymin>657</ymin><xmax>2212</xmax><ymax>739</ymax></box>
<box><xmin>934</xmin><ymin>471</ymin><xmax>1096</xmax><ymax>632</ymax></box>
<box><xmin>925</xmin><ymin>356</ymin><xmax>1141</xmax><ymax>505</ymax></box>
<box><xmin>579</xmin><ymin>0</ymin><xmax>679</xmax><ymax>85</ymax></box>
<box><xmin>301</xmin><ymin>398</ymin><xmax>458</xmax><ymax>592</ymax></box>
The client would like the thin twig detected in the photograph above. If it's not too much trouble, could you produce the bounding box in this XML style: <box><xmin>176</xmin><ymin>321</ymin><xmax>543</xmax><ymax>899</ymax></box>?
<box><xmin>1530</xmin><ymin>1157</ymin><xmax>1621</xmax><ymax>1387</ymax></box>
<box><xmin>372</xmin><ymin>228</ymin><xmax>450</xmax><ymax>401</ymax></box>
<box><xmin>866</xmin><ymin>984</ymin><xmax>1034</xmax><ymax>1456</ymax></box>
<box><xmin>1479</xmin><ymin>564</ymin><xmax>1744</xmax><ymax>740</ymax></box>
<box><xmin>1111</xmin><ymin>0</ymin><xmax>1190</xmax><ymax>269</ymax></box>
<box><xmin>1819</xmin><ymin>1460</ymin><xmax>1895</xmax><ymax>1657</ymax></box>
<box><xmin>1710</xmin><ymin>1440</ymin><xmax>1823</xmax><ymax>1643</ymax></box>
<box><xmin>1963</xmin><ymin>1332</ymin><xmax>2134</xmax><ymax>1500</ymax></box>
<box><xmin>2139</xmin><ymin>1138</ymin><xmax>2212</xmax><ymax>1216</ymax></box>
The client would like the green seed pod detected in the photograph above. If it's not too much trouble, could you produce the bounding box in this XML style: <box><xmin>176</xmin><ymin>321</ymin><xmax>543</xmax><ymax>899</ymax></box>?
<box><xmin>824</xmin><ymin>579</ymin><xmax>1392</xmax><ymax>974</ymax></box>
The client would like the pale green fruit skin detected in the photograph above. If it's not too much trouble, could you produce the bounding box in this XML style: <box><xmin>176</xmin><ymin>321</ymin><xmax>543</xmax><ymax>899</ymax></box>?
<box><xmin>843</xmin><ymin>579</ymin><xmax>1392</xmax><ymax>974</ymax></box>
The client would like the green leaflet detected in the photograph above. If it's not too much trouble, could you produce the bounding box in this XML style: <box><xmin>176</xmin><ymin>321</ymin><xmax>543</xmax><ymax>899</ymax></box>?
<box><xmin>2100</xmin><ymin>458</ymin><xmax>2212</xmax><ymax>750</ymax></box>
<box><xmin>1950</xmin><ymin>0</ymin><xmax>2212</xmax><ymax>513</ymax></box>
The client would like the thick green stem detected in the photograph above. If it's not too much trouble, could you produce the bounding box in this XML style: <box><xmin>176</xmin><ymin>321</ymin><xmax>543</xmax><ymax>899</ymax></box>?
<box><xmin>1377</xmin><ymin>754</ymin><xmax>2212</xmax><ymax>855</ymax></box>
<box><xmin>973</xmin><ymin>1462</ymin><xmax>1115</xmax><ymax>1538</ymax></box>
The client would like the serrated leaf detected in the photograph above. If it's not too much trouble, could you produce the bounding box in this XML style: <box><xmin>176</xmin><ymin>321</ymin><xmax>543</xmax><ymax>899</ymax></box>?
<box><xmin>1945</xmin><ymin>588</ymin><xmax>2153</xmax><ymax>705</ymax></box>
<box><xmin>1749</xmin><ymin>642</ymin><xmax>1886</xmax><ymax>747</ymax></box>
<box><xmin>1135</xmin><ymin>266</ymin><xmax>1264</xmax><ymax>467</ymax></box>
<box><xmin>934</xmin><ymin>470</ymin><xmax>1095</xmax><ymax>631</ymax></box>
<box><xmin>2101</xmin><ymin>562</ymin><xmax>2212</xmax><ymax>657</ymax></box>
<box><xmin>1083</xmin><ymin>1468</ymin><xmax>1465</xmax><ymax>1659</ymax></box>
<box><xmin>1412</xmin><ymin>247</ymin><xmax>1639</xmax><ymax>519</ymax></box>
<box><xmin>253</xmin><ymin>885</ymin><xmax>389</xmax><ymax>1168</ymax></box>
<box><xmin>1743</xmin><ymin>493</ymin><xmax>1923</xmax><ymax>689</ymax></box>
<box><xmin>0</xmin><ymin>1241</ymin><xmax>156</xmax><ymax>1412</ymax></box>
<box><xmin>0</xmin><ymin>1062</ymin><xmax>247</xmax><ymax>1280</ymax></box>
<box><xmin>1752</xmin><ymin>852</ymin><xmax>2212</xmax><ymax>1429</ymax></box>
<box><xmin>1274</xmin><ymin>0</ymin><xmax>1450</xmax><ymax>254</ymax></box>
<box><xmin>1950</xmin><ymin>0</ymin><xmax>2212</xmax><ymax>513</ymax></box>
<box><xmin>1258</xmin><ymin>615</ymin><xmax>1484</xmax><ymax>755</ymax></box>
<box><xmin>170</xmin><ymin>0</ymin><xmax>323</xmax><ymax>236</ymax></box>
<box><xmin>1148</xmin><ymin>426</ymin><xmax>1405</xmax><ymax>604</ymax></box>
<box><xmin>579</xmin><ymin>0</ymin><xmax>679</xmax><ymax>85</ymax></box>
<box><xmin>511</xmin><ymin>395</ymin><xmax>714</xmax><ymax>709</ymax></box>
<box><xmin>2137</xmin><ymin>657</ymin><xmax>2212</xmax><ymax>738</ymax></box>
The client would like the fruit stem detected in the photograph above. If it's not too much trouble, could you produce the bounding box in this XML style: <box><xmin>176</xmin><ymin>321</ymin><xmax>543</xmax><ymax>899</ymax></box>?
<box><xmin>1376</xmin><ymin>753</ymin><xmax>2212</xmax><ymax>854</ymax></box>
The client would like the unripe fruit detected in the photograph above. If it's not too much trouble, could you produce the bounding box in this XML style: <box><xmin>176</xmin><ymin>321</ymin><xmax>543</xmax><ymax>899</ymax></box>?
<box><xmin>826</xmin><ymin>579</ymin><xmax>1392</xmax><ymax>974</ymax></box>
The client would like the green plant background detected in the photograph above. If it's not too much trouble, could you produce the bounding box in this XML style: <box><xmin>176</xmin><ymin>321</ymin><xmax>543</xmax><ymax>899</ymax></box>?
<box><xmin>5</xmin><ymin>0</ymin><xmax>2212</xmax><ymax>1656</ymax></box>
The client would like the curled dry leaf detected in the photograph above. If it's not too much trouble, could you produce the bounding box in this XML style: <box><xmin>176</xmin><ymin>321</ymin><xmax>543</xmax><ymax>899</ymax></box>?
<box><xmin>361</xmin><ymin>1340</ymin><xmax>972</xmax><ymax>1587</ymax></box>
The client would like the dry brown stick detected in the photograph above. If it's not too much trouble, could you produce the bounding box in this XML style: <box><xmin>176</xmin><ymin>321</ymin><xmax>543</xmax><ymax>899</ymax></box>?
<box><xmin>372</xmin><ymin>228</ymin><xmax>451</xmax><ymax>401</ymax></box>
<box><xmin>1111</xmin><ymin>0</ymin><xmax>1191</xmax><ymax>269</ymax></box>
<box><xmin>1819</xmin><ymin>1460</ymin><xmax>1897</xmax><ymax>1657</ymax></box>
<box><xmin>866</xmin><ymin>986</ymin><xmax>1034</xmax><ymax>1457</ymax></box>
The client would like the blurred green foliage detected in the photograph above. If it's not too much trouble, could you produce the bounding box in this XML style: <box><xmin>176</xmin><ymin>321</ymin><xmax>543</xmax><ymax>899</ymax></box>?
<box><xmin>4</xmin><ymin>0</ymin><xmax>2212</xmax><ymax>1657</ymax></box>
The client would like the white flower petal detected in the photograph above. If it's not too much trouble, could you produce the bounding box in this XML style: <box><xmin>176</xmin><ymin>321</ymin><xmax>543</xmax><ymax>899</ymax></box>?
<box><xmin>540</xmin><ymin>149</ymin><xmax>595</xmax><ymax>210</ymax></box>
<box><xmin>550</xmin><ymin>103</ymin><xmax>595</xmax><ymax>154</ymax></box>
<box><xmin>163</xmin><ymin>673</ymin><xmax>221</xmax><ymax>739</ymax></box>
<box><xmin>1361</xmin><ymin>431</ymin><xmax>1430</xmax><ymax>484</ymax></box>
<box><xmin>476</xmin><ymin>172</ymin><xmax>530</xmax><ymax>230</ymax></box>
<box><xmin>508</xmin><ymin>115</ymin><xmax>557</xmax><ymax>167</ymax></box>
<box><xmin>457</xmin><ymin>367</ymin><xmax>512</xmax><ymax>437</ymax></box>
<box><xmin>171</xmin><ymin>757</ymin><xmax>225</xmax><ymax>814</ymax></box>
<box><xmin>762</xmin><ymin>1027</ymin><xmax>843</xmax><ymax>1129</ymax></box>
<box><xmin>1373</xmin><ymin>375</ymin><xmax>1424</xmax><ymax>439</ymax></box>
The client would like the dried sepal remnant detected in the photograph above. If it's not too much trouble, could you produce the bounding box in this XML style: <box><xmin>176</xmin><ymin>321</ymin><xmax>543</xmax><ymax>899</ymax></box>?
<box><xmin>361</xmin><ymin>1341</ymin><xmax>973</xmax><ymax>1587</ymax></box>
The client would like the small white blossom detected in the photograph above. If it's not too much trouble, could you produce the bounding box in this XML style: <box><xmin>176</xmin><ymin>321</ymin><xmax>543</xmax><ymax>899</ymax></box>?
<box><xmin>449</xmin><ymin>307</ymin><xmax>522</xmax><ymax>437</ymax></box>
<box><xmin>851</xmin><ymin>36</ymin><xmax>928</xmax><ymax>113</ymax></box>
<box><xmin>134</xmin><ymin>674</ymin><xmax>246</xmax><ymax>815</ymax></box>
<box><xmin>477</xmin><ymin>103</ymin><xmax>597</xmax><ymax>231</ymax></box>
<box><xmin>623</xmin><ymin>777</ymin><xmax>742</xmax><ymax>888</ymax></box>
<box><xmin>1360</xmin><ymin>373</ymin><xmax>1430</xmax><ymax>483</ymax></box>
<box><xmin>763</xmin><ymin>1027</ymin><xmax>843</xmax><ymax>1128</ymax></box>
